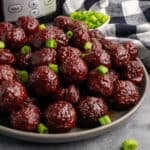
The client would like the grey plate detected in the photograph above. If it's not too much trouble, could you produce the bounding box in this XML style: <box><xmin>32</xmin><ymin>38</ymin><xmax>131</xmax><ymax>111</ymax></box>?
<box><xmin>0</xmin><ymin>38</ymin><xmax>149</xmax><ymax>143</ymax></box>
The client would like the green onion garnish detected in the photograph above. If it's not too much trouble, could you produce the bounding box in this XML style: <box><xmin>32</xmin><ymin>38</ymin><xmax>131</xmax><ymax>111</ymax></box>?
<box><xmin>84</xmin><ymin>41</ymin><xmax>92</xmax><ymax>51</ymax></box>
<box><xmin>49</xmin><ymin>64</ymin><xmax>59</xmax><ymax>73</ymax></box>
<box><xmin>37</xmin><ymin>123</ymin><xmax>49</xmax><ymax>134</ymax></box>
<box><xmin>17</xmin><ymin>70</ymin><xmax>29</xmax><ymax>83</ymax></box>
<box><xmin>0</xmin><ymin>41</ymin><xmax>5</xmax><ymax>49</ymax></box>
<box><xmin>96</xmin><ymin>65</ymin><xmax>108</xmax><ymax>75</ymax></box>
<box><xmin>45</xmin><ymin>39</ymin><xmax>57</xmax><ymax>49</ymax></box>
<box><xmin>66</xmin><ymin>31</ymin><xmax>73</xmax><ymax>39</ymax></box>
<box><xmin>39</xmin><ymin>24</ymin><xmax>46</xmax><ymax>30</ymax></box>
<box><xmin>21</xmin><ymin>45</ymin><xmax>31</xmax><ymax>55</ymax></box>
<box><xmin>70</xmin><ymin>11</ymin><xmax>110</xmax><ymax>29</ymax></box>
<box><xmin>121</xmin><ymin>139</ymin><xmax>138</xmax><ymax>150</ymax></box>
<box><xmin>81</xmin><ymin>53</ymin><xmax>86</xmax><ymax>58</ymax></box>
<box><xmin>98</xmin><ymin>115</ymin><xmax>112</xmax><ymax>126</ymax></box>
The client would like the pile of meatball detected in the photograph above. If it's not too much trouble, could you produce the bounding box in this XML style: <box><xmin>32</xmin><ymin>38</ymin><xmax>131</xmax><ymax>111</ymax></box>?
<box><xmin>0</xmin><ymin>15</ymin><xmax>144</xmax><ymax>133</ymax></box>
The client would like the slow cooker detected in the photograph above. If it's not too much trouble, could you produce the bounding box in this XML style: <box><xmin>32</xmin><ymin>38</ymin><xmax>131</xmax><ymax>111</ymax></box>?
<box><xmin>0</xmin><ymin>0</ymin><xmax>63</xmax><ymax>22</ymax></box>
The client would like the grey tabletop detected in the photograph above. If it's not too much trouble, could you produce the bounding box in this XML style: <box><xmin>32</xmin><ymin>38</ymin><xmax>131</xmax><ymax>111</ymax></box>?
<box><xmin>0</xmin><ymin>80</ymin><xmax>150</xmax><ymax>150</ymax></box>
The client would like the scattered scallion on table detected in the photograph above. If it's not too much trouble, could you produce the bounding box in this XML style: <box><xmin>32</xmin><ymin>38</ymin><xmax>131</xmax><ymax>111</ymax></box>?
<box><xmin>121</xmin><ymin>139</ymin><xmax>138</xmax><ymax>150</ymax></box>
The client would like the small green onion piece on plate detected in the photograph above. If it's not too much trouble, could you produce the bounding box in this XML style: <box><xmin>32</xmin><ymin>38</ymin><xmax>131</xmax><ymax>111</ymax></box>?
<box><xmin>98</xmin><ymin>115</ymin><xmax>112</xmax><ymax>126</ymax></box>
<box><xmin>49</xmin><ymin>64</ymin><xmax>59</xmax><ymax>74</ymax></box>
<box><xmin>84</xmin><ymin>41</ymin><xmax>92</xmax><ymax>51</ymax></box>
<box><xmin>66</xmin><ymin>31</ymin><xmax>73</xmax><ymax>39</ymax></box>
<box><xmin>96</xmin><ymin>65</ymin><xmax>108</xmax><ymax>75</ymax></box>
<box><xmin>21</xmin><ymin>45</ymin><xmax>31</xmax><ymax>55</ymax></box>
<box><xmin>121</xmin><ymin>139</ymin><xmax>138</xmax><ymax>150</ymax></box>
<box><xmin>0</xmin><ymin>41</ymin><xmax>5</xmax><ymax>49</ymax></box>
<box><xmin>45</xmin><ymin>39</ymin><xmax>57</xmax><ymax>49</ymax></box>
<box><xmin>37</xmin><ymin>123</ymin><xmax>49</xmax><ymax>134</ymax></box>
<box><xmin>39</xmin><ymin>24</ymin><xmax>46</xmax><ymax>30</ymax></box>
<box><xmin>17</xmin><ymin>70</ymin><xmax>29</xmax><ymax>83</ymax></box>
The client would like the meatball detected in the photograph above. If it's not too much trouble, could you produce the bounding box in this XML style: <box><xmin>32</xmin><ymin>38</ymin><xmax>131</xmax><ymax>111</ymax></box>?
<box><xmin>11</xmin><ymin>103</ymin><xmax>40</xmax><ymax>131</ymax></box>
<box><xmin>67</xmin><ymin>20</ymin><xmax>89</xmax><ymax>32</ymax></box>
<box><xmin>0</xmin><ymin>22</ymin><xmax>13</xmax><ymax>41</ymax></box>
<box><xmin>100</xmin><ymin>39</ymin><xmax>130</xmax><ymax>66</ymax></box>
<box><xmin>78</xmin><ymin>96</ymin><xmax>108</xmax><ymax>128</ymax></box>
<box><xmin>87</xmin><ymin>69</ymin><xmax>114</xmax><ymax>97</ymax></box>
<box><xmin>124</xmin><ymin>60</ymin><xmax>144</xmax><ymax>84</ymax></box>
<box><xmin>6</xmin><ymin>27</ymin><xmax>27</xmax><ymax>49</ymax></box>
<box><xmin>0</xmin><ymin>49</ymin><xmax>16</xmax><ymax>65</ymax></box>
<box><xmin>54</xmin><ymin>16</ymin><xmax>72</xmax><ymax>30</ymax></box>
<box><xmin>31</xmin><ymin>48</ymin><xmax>56</xmax><ymax>67</ymax></box>
<box><xmin>29</xmin><ymin>66</ymin><xmax>59</xmax><ymax>96</ymax></box>
<box><xmin>109</xmin><ymin>69</ymin><xmax>120</xmax><ymax>83</ymax></box>
<box><xmin>51</xmin><ymin>87</ymin><xmax>66</xmax><ymax>100</ymax></box>
<box><xmin>17</xmin><ymin>16</ymin><xmax>39</xmax><ymax>35</ymax></box>
<box><xmin>57</xmin><ymin>46</ymin><xmax>81</xmax><ymax>63</ymax></box>
<box><xmin>84</xmin><ymin>49</ymin><xmax>111</xmax><ymax>69</ymax></box>
<box><xmin>90</xmin><ymin>38</ymin><xmax>103</xmax><ymax>51</ymax></box>
<box><xmin>64</xmin><ymin>84</ymin><xmax>80</xmax><ymax>104</ymax></box>
<box><xmin>60</xmin><ymin>57</ymin><xmax>88</xmax><ymax>83</ymax></box>
<box><xmin>32</xmin><ymin>26</ymin><xmax>68</xmax><ymax>48</ymax></box>
<box><xmin>73</xmin><ymin>28</ymin><xmax>90</xmax><ymax>49</ymax></box>
<box><xmin>89</xmin><ymin>29</ymin><xmax>104</xmax><ymax>40</ymax></box>
<box><xmin>0</xmin><ymin>65</ymin><xmax>16</xmax><ymax>83</ymax></box>
<box><xmin>16</xmin><ymin>47</ymin><xmax>32</xmax><ymax>69</ymax></box>
<box><xmin>45</xmin><ymin>100</ymin><xmax>77</xmax><ymax>133</ymax></box>
<box><xmin>113</xmin><ymin>80</ymin><xmax>139</xmax><ymax>109</ymax></box>
<box><xmin>0</xmin><ymin>80</ymin><xmax>27</xmax><ymax>112</ymax></box>
<box><xmin>123</xmin><ymin>41</ymin><xmax>138</xmax><ymax>60</ymax></box>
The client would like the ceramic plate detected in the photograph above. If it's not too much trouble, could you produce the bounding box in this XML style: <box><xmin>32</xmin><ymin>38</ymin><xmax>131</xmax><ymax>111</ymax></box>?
<box><xmin>0</xmin><ymin>38</ymin><xmax>149</xmax><ymax>143</ymax></box>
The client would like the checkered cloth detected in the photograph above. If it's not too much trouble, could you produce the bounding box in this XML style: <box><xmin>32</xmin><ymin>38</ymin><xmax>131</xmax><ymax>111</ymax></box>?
<box><xmin>63</xmin><ymin>0</ymin><xmax>150</xmax><ymax>71</ymax></box>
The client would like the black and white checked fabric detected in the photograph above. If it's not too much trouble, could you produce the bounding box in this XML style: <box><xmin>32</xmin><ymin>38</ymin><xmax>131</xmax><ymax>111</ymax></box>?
<box><xmin>63</xmin><ymin>0</ymin><xmax>150</xmax><ymax>71</ymax></box>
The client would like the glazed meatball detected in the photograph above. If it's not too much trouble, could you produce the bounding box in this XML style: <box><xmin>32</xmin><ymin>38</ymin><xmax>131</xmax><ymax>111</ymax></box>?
<box><xmin>16</xmin><ymin>47</ymin><xmax>32</xmax><ymax>69</ymax></box>
<box><xmin>6</xmin><ymin>27</ymin><xmax>27</xmax><ymax>49</ymax></box>
<box><xmin>0</xmin><ymin>65</ymin><xmax>16</xmax><ymax>83</ymax></box>
<box><xmin>123</xmin><ymin>41</ymin><xmax>138</xmax><ymax>60</ymax></box>
<box><xmin>31</xmin><ymin>48</ymin><xmax>56</xmax><ymax>67</ymax></box>
<box><xmin>87</xmin><ymin>69</ymin><xmax>114</xmax><ymax>97</ymax></box>
<box><xmin>17</xmin><ymin>16</ymin><xmax>39</xmax><ymax>35</ymax></box>
<box><xmin>11</xmin><ymin>103</ymin><xmax>40</xmax><ymax>131</ymax></box>
<box><xmin>64</xmin><ymin>84</ymin><xmax>80</xmax><ymax>104</ymax></box>
<box><xmin>109</xmin><ymin>69</ymin><xmax>120</xmax><ymax>83</ymax></box>
<box><xmin>54</xmin><ymin>16</ymin><xmax>72</xmax><ymax>30</ymax></box>
<box><xmin>124</xmin><ymin>60</ymin><xmax>144</xmax><ymax>84</ymax></box>
<box><xmin>89</xmin><ymin>29</ymin><xmax>104</xmax><ymax>40</ymax></box>
<box><xmin>73</xmin><ymin>28</ymin><xmax>90</xmax><ymax>49</ymax></box>
<box><xmin>78</xmin><ymin>96</ymin><xmax>108</xmax><ymax>128</ymax></box>
<box><xmin>45</xmin><ymin>100</ymin><xmax>77</xmax><ymax>133</ymax></box>
<box><xmin>60</xmin><ymin>57</ymin><xmax>88</xmax><ymax>83</ymax></box>
<box><xmin>113</xmin><ymin>80</ymin><xmax>139</xmax><ymax>109</ymax></box>
<box><xmin>0</xmin><ymin>80</ymin><xmax>27</xmax><ymax>112</ymax></box>
<box><xmin>90</xmin><ymin>38</ymin><xmax>102</xmax><ymax>51</ymax></box>
<box><xmin>0</xmin><ymin>22</ymin><xmax>13</xmax><ymax>41</ymax></box>
<box><xmin>100</xmin><ymin>39</ymin><xmax>130</xmax><ymax>66</ymax></box>
<box><xmin>51</xmin><ymin>87</ymin><xmax>66</xmax><ymax>100</ymax></box>
<box><xmin>84</xmin><ymin>49</ymin><xmax>111</xmax><ymax>69</ymax></box>
<box><xmin>57</xmin><ymin>46</ymin><xmax>81</xmax><ymax>63</ymax></box>
<box><xmin>0</xmin><ymin>49</ymin><xmax>16</xmax><ymax>65</ymax></box>
<box><xmin>29</xmin><ymin>66</ymin><xmax>59</xmax><ymax>96</ymax></box>
<box><xmin>32</xmin><ymin>26</ymin><xmax>68</xmax><ymax>48</ymax></box>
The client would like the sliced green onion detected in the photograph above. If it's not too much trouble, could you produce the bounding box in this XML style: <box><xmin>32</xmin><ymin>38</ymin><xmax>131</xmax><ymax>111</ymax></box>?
<box><xmin>45</xmin><ymin>39</ymin><xmax>57</xmax><ymax>49</ymax></box>
<box><xmin>84</xmin><ymin>41</ymin><xmax>92</xmax><ymax>51</ymax></box>
<box><xmin>121</xmin><ymin>139</ymin><xmax>138</xmax><ymax>150</ymax></box>
<box><xmin>0</xmin><ymin>41</ymin><xmax>5</xmax><ymax>49</ymax></box>
<box><xmin>39</xmin><ymin>24</ymin><xmax>46</xmax><ymax>30</ymax></box>
<box><xmin>81</xmin><ymin>53</ymin><xmax>86</xmax><ymax>58</ymax></box>
<box><xmin>96</xmin><ymin>65</ymin><xmax>108</xmax><ymax>75</ymax></box>
<box><xmin>66</xmin><ymin>31</ymin><xmax>73</xmax><ymax>39</ymax></box>
<box><xmin>98</xmin><ymin>115</ymin><xmax>112</xmax><ymax>126</ymax></box>
<box><xmin>49</xmin><ymin>64</ymin><xmax>59</xmax><ymax>73</ymax></box>
<box><xmin>17</xmin><ymin>70</ymin><xmax>29</xmax><ymax>83</ymax></box>
<box><xmin>37</xmin><ymin>123</ymin><xmax>49</xmax><ymax>134</ymax></box>
<box><xmin>21</xmin><ymin>45</ymin><xmax>31</xmax><ymax>55</ymax></box>
<box><xmin>70</xmin><ymin>11</ymin><xmax>110</xmax><ymax>29</ymax></box>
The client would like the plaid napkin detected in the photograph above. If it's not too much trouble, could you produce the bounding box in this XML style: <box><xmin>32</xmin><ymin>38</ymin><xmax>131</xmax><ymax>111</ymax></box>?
<box><xmin>63</xmin><ymin>0</ymin><xmax>150</xmax><ymax>71</ymax></box>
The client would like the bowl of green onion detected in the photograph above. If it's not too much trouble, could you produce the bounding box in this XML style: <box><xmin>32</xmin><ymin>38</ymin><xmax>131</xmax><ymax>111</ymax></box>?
<box><xmin>70</xmin><ymin>11</ymin><xmax>110</xmax><ymax>29</ymax></box>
